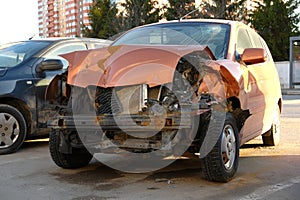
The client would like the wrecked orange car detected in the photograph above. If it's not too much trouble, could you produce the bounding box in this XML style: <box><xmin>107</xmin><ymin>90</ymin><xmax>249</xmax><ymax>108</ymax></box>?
<box><xmin>46</xmin><ymin>19</ymin><xmax>282</xmax><ymax>182</ymax></box>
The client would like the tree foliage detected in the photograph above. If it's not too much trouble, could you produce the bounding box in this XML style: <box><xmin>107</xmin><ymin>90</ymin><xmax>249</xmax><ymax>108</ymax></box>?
<box><xmin>84</xmin><ymin>0</ymin><xmax>161</xmax><ymax>38</ymax></box>
<box><xmin>82</xmin><ymin>0</ymin><xmax>118</xmax><ymax>39</ymax></box>
<box><xmin>163</xmin><ymin>0</ymin><xmax>196</xmax><ymax>20</ymax></box>
<box><xmin>248</xmin><ymin>0</ymin><xmax>300</xmax><ymax>61</ymax></box>
<box><xmin>198</xmin><ymin>0</ymin><xmax>247</xmax><ymax>21</ymax></box>
<box><xmin>163</xmin><ymin>0</ymin><xmax>247</xmax><ymax>21</ymax></box>
<box><xmin>119</xmin><ymin>0</ymin><xmax>161</xmax><ymax>30</ymax></box>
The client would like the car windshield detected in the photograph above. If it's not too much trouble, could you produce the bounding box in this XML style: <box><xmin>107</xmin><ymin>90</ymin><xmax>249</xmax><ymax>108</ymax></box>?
<box><xmin>0</xmin><ymin>41</ymin><xmax>52</xmax><ymax>68</ymax></box>
<box><xmin>112</xmin><ymin>22</ymin><xmax>230</xmax><ymax>59</ymax></box>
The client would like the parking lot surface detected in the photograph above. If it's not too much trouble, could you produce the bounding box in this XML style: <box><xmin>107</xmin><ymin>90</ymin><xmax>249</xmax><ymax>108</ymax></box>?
<box><xmin>0</xmin><ymin>95</ymin><xmax>299</xmax><ymax>200</ymax></box>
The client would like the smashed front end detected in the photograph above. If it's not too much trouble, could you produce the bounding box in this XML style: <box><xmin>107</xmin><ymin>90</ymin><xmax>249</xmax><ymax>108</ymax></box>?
<box><xmin>46</xmin><ymin>45</ymin><xmax>243</xmax><ymax>155</ymax></box>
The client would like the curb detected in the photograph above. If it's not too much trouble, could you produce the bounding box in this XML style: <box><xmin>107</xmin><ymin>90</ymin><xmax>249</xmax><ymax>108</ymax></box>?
<box><xmin>281</xmin><ymin>89</ymin><xmax>300</xmax><ymax>95</ymax></box>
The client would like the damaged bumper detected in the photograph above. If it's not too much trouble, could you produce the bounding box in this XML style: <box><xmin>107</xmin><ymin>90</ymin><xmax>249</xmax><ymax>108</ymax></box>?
<box><xmin>48</xmin><ymin>108</ymin><xmax>206</xmax><ymax>131</ymax></box>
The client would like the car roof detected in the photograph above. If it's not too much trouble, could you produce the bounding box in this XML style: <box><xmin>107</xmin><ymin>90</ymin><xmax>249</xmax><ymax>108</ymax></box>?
<box><xmin>180</xmin><ymin>18</ymin><xmax>239</xmax><ymax>25</ymax></box>
<box><xmin>28</xmin><ymin>37</ymin><xmax>109</xmax><ymax>43</ymax></box>
<box><xmin>15</xmin><ymin>37</ymin><xmax>109</xmax><ymax>44</ymax></box>
<box><xmin>133</xmin><ymin>18</ymin><xmax>243</xmax><ymax>29</ymax></box>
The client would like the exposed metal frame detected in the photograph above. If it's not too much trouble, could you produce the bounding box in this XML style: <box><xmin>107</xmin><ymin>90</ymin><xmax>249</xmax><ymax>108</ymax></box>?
<box><xmin>289</xmin><ymin>36</ymin><xmax>300</xmax><ymax>89</ymax></box>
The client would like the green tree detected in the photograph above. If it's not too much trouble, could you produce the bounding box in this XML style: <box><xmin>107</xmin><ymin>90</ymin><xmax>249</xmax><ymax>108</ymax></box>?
<box><xmin>163</xmin><ymin>0</ymin><xmax>196</xmax><ymax>20</ymax></box>
<box><xmin>198</xmin><ymin>0</ymin><xmax>247</xmax><ymax>21</ymax></box>
<box><xmin>163</xmin><ymin>0</ymin><xmax>247</xmax><ymax>21</ymax></box>
<box><xmin>82</xmin><ymin>0</ymin><xmax>118</xmax><ymax>39</ymax></box>
<box><xmin>120</xmin><ymin>0</ymin><xmax>161</xmax><ymax>30</ymax></box>
<box><xmin>248</xmin><ymin>0</ymin><xmax>300</xmax><ymax>61</ymax></box>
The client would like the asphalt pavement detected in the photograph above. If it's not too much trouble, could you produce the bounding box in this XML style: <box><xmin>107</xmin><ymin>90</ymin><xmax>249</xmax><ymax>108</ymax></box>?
<box><xmin>0</xmin><ymin>95</ymin><xmax>299</xmax><ymax>200</ymax></box>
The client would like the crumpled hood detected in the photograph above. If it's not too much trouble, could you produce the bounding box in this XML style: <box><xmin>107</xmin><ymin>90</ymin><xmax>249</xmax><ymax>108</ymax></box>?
<box><xmin>61</xmin><ymin>45</ymin><xmax>215</xmax><ymax>88</ymax></box>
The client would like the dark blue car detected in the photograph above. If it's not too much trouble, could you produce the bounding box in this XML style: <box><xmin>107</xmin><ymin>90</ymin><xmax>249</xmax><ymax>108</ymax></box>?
<box><xmin>0</xmin><ymin>38</ymin><xmax>112</xmax><ymax>154</ymax></box>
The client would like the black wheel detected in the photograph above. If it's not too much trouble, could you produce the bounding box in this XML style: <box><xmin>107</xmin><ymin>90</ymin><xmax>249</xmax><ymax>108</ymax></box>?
<box><xmin>200</xmin><ymin>113</ymin><xmax>239</xmax><ymax>182</ymax></box>
<box><xmin>49</xmin><ymin>129</ymin><xmax>93</xmax><ymax>169</ymax></box>
<box><xmin>0</xmin><ymin>104</ymin><xmax>27</xmax><ymax>155</ymax></box>
<box><xmin>262</xmin><ymin>106</ymin><xmax>280</xmax><ymax>146</ymax></box>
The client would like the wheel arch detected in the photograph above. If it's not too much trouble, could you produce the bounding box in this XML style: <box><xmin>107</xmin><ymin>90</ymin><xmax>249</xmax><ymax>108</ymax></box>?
<box><xmin>0</xmin><ymin>97</ymin><xmax>32</xmax><ymax>135</ymax></box>
<box><xmin>227</xmin><ymin>96</ymin><xmax>241</xmax><ymax>110</ymax></box>
<box><xmin>278</xmin><ymin>97</ymin><xmax>282</xmax><ymax>113</ymax></box>
<box><xmin>227</xmin><ymin>96</ymin><xmax>250</xmax><ymax>132</ymax></box>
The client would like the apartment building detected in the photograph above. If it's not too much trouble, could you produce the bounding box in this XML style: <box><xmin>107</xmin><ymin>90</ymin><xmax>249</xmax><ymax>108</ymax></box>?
<box><xmin>38</xmin><ymin>0</ymin><xmax>93</xmax><ymax>37</ymax></box>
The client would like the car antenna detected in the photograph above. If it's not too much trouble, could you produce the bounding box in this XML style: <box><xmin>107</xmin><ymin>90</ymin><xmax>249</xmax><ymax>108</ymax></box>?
<box><xmin>179</xmin><ymin>8</ymin><xmax>199</xmax><ymax>21</ymax></box>
<box><xmin>28</xmin><ymin>34</ymin><xmax>36</xmax><ymax>40</ymax></box>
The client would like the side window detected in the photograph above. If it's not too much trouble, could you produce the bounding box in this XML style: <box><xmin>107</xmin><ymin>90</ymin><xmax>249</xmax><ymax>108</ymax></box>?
<box><xmin>249</xmin><ymin>28</ymin><xmax>270</xmax><ymax>61</ymax></box>
<box><xmin>45</xmin><ymin>43</ymin><xmax>87</xmax><ymax>69</ymax></box>
<box><xmin>236</xmin><ymin>28</ymin><xmax>253</xmax><ymax>55</ymax></box>
<box><xmin>248</xmin><ymin>29</ymin><xmax>263</xmax><ymax>48</ymax></box>
<box><xmin>259</xmin><ymin>37</ymin><xmax>272</xmax><ymax>61</ymax></box>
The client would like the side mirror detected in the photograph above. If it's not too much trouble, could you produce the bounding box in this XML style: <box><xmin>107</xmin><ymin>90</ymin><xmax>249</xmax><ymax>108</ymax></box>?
<box><xmin>241</xmin><ymin>48</ymin><xmax>266</xmax><ymax>65</ymax></box>
<box><xmin>36</xmin><ymin>59</ymin><xmax>63</xmax><ymax>73</ymax></box>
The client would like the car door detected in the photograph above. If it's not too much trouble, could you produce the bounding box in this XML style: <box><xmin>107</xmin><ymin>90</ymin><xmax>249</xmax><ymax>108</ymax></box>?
<box><xmin>246</xmin><ymin>28</ymin><xmax>281</xmax><ymax>135</ymax></box>
<box><xmin>34</xmin><ymin>42</ymin><xmax>87</xmax><ymax>132</ymax></box>
<box><xmin>235</xmin><ymin>27</ymin><xmax>267</xmax><ymax>142</ymax></box>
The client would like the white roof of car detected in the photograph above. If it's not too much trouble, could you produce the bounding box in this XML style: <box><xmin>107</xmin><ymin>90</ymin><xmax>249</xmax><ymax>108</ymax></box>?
<box><xmin>148</xmin><ymin>18</ymin><xmax>244</xmax><ymax>28</ymax></box>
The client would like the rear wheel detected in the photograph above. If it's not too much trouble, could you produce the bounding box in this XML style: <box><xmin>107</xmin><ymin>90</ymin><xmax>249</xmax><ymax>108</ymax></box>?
<box><xmin>262</xmin><ymin>106</ymin><xmax>280</xmax><ymax>146</ymax></box>
<box><xmin>49</xmin><ymin>129</ymin><xmax>93</xmax><ymax>169</ymax></box>
<box><xmin>0</xmin><ymin>104</ymin><xmax>27</xmax><ymax>155</ymax></box>
<box><xmin>200</xmin><ymin>113</ymin><xmax>239</xmax><ymax>182</ymax></box>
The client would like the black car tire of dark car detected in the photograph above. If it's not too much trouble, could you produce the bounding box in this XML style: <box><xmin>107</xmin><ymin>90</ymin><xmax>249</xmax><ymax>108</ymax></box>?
<box><xmin>0</xmin><ymin>104</ymin><xmax>27</xmax><ymax>155</ymax></box>
<box><xmin>49</xmin><ymin>129</ymin><xmax>93</xmax><ymax>169</ymax></box>
<box><xmin>200</xmin><ymin>113</ymin><xmax>239</xmax><ymax>182</ymax></box>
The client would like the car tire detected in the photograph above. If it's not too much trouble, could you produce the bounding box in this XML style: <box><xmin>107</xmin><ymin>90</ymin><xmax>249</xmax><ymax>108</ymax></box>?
<box><xmin>0</xmin><ymin>104</ymin><xmax>27</xmax><ymax>155</ymax></box>
<box><xmin>200</xmin><ymin>113</ymin><xmax>239</xmax><ymax>182</ymax></box>
<box><xmin>49</xmin><ymin>129</ymin><xmax>93</xmax><ymax>169</ymax></box>
<box><xmin>262</xmin><ymin>106</ymin><xmax>280</xmax><ymax>146</ymax></box>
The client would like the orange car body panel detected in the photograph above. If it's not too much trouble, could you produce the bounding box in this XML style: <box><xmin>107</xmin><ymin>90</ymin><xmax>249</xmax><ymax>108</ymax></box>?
<box><xmin>62</xmin><ymin>45</ymin><xmax>217</xmax><ymax>88</ymax></box>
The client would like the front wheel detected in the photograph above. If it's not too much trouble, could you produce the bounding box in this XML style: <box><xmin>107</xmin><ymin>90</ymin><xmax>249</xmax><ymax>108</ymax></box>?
<box><xmin>49</xmin><ymin>129</ymin><xmax>93</xmax><ymax>169</ymax></box>
<box><xmin>0</xmin><ymin>104</ymin><xmax>27</xmax><ymax>155</ymax></box>
<box><xmin>200</xmin><ymin>113</ymin><xmax>239</xmax><ymax>182</ymax></box>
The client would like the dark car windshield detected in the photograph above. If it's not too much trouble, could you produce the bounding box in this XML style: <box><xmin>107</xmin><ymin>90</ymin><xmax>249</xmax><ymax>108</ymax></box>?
<box><xmin>0</xmin><ymin>41</ymin><xmax>52</xmax><ymax>68</ymax></box>
<box><xmin>112</xmin><ymin>22</ymin><xmax>230</xmax><ymax>59</ymax></box>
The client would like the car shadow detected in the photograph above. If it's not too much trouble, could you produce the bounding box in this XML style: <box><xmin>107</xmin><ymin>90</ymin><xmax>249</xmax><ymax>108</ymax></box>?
<box><xmin>49</xmin><ymin>158</ymin><xmax>208</xmax><ymax>190</ymax></box>
<box><xmin>21</xmin><ymin>139</ymin><xmax>49</xmax><ymax>150</ymax></box>
<box><xmin>241</xmin><ymin>143</ymin><xmax>265</xmax><ymax>149</ymax></box>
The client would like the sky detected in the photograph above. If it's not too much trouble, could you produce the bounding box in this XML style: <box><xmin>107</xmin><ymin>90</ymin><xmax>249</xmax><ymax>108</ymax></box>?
<box><xmin>0</xmin><ymin>0</ymin><xmax>39</xmax><ymax>45</ymax></box>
